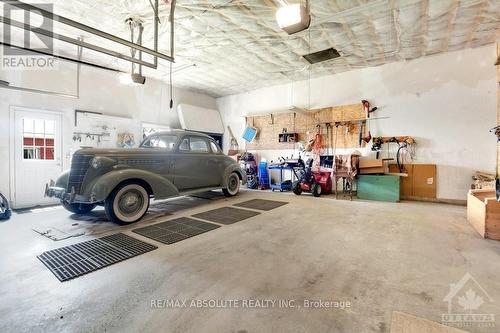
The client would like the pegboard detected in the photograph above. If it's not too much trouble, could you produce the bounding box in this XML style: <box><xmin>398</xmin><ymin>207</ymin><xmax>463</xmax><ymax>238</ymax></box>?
<box><xmin>245</xmin><ymin>103</ymin><xmax>367</xmax><ymax>150</ymax></box>
<box><xmin>71</xmin><ymin>112</ymin><xmax>138</xmax><ymax>150</ymax></box>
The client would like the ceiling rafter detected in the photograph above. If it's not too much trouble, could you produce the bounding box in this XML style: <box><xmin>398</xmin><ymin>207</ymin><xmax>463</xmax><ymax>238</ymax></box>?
<box><xmin>442</xmin><ymin>0</ymin><xmax>461</xmax><ymax>52</ymax></box>
<box><xmin>198</xmin><ymin>0</ymin><xmax>300</xmax><ymax>72</ymax></box>
<box><xmin>465</xmin><ymin>0</ymin><xmax>489</xmax><ymax>48</ymax></box>
<box><xmin>420</xmin><ymin>0</ymin><xmax>428</xmax><ymax>56</ymax></box>
<box><xmin>236</xmin><ymin>1</ymin><xmax>310</xmax><ymax>70</ymax></box>
<box><xmin>182</xmin><ymin>5</ymin><xmax>284</xmax><ymax>72</ymax></box>
<box><xmin>389</xmin><ymin>0</ymin><xmax>403</xmax><ymax>60</ymax></box>
<box><xmin>366</xmin><ymin>14</ymin><xmax>386</xmax><ymax>64</ymax></box>
<box><xmin>328</xmin><ymin>0</ymin><xmax>369</xmax><ymax>66</ymax></box>
<box><xmin>353</xmin><ymin>0</ymin><xmax>383</xmax><ymax>64</ymax></box>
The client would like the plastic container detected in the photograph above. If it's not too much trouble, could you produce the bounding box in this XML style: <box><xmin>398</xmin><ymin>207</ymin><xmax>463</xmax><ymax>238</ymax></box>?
<box><xmin>258</xmin><ymin>160</ymin><xmax>270</xmax><ymax>190</ymax></box>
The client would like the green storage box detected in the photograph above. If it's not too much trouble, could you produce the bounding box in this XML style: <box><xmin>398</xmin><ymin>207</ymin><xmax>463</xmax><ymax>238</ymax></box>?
<box><xmin>357</xmin><ymin>175</ymin><xmax>400</xmax><ymax>202</ymax></box>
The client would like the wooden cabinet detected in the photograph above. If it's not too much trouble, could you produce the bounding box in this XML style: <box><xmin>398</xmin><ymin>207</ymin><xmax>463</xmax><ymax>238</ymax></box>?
<box><xmin>389</xmin><ymin>164</ymin><xmax>436</xmax><ymax>199</ymax></box>
<box><xmin>278</xmin><ymin>133</ymin><xmax>298</xmax><ymax>143</ymax></box>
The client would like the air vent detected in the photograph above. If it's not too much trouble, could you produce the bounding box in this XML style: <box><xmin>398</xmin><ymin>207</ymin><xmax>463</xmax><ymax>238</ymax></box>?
<box><xmin>303</xmin><ymin>48</ymin><xmax>341</xmax><ymax>64</ymax></box>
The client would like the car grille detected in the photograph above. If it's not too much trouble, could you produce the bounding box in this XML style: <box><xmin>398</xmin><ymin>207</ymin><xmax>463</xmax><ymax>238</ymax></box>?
<box><xmin>67</xmin><ymin>154</ymin><xmax>93</xmax><ymax>194</ymax></box>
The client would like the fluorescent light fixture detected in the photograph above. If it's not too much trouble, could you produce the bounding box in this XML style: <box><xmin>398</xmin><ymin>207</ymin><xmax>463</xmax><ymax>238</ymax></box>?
<box><xmin>276</xmin><ymin>3</ymin><xmax>310</xmax><ymax>35</ymax></box>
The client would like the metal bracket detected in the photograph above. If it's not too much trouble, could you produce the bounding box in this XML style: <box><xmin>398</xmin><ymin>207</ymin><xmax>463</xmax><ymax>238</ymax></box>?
<box><xmin>1</xmin><ymin>0</ymin><xmax>174</xmax><ymax>68</ymax></box>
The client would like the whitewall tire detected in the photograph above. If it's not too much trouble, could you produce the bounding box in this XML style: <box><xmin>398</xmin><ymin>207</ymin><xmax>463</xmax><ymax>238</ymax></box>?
<box><xmin>222</xmin><ymin>172</ymin><xmax>240</xmax><ymax>197</ymax></box>
<box><xmin>105</xmin><ymin>182</ymin><xmax>150</xmax><ymax>225</ymax></box>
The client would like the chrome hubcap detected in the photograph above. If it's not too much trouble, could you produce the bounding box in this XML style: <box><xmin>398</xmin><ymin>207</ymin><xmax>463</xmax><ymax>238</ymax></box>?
<box><xmin>229</xmin><ymin>176</ymin><xmax>238</xmax><ymax>190</ymax></box>
<box><xmin>118</xmin><ymin>190</ymin><xmax>143</xmax><ymax>216</ymax></box>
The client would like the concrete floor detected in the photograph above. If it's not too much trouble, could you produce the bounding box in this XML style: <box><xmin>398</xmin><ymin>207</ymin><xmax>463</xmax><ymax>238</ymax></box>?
<box><xmin>1</xmin><ymin>190</ymin><xmax>500</xmax><ymax>333</ymax></box>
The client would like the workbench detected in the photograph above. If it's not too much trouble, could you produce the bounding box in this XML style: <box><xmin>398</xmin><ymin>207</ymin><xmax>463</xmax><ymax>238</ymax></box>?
<box><xmin>357</xmin><ymin>175</ymin><xmax>400</xmax><ymax>202</ymax></box>
<box><xmin>268</xmin><ymin>164</ymin><xmax>295</xmax><ymax>192</ymax></box>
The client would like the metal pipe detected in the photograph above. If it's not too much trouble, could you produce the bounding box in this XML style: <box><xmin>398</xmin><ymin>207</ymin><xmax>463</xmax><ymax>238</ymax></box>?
<box><xmin>76</xmin><ymin>37</ymin><xmax>82</xmax><ymax>99</ymax></box>
<box><xmin>0</xmin><ymin>42</ymin><xmax>122</xmax><ymax>72</ymax></box>
<box><xmin>154</xmin><ymin>0</ymin><xmax>159</xmax><ymax>67</ymax></box>
<box><xmin>1</xmin><ymin>0</ymin><xmax>174</xmax><ymax>63</ymax></box>
<box><xmin>138</xmin><ymin>24</ymin><xmax>144</xmax><ymax>76</ymax></box>
<box><xmin>170</xmin><ymin>0</ymin><xmax>176</xmax><ymax>59</ymax></box>
<box><xmin>0</xmin><ymin>16</ymin><xmax>157</xmax><ymax>68</ymax></box>
<box><xmin>0</xmin><ymin>80</ymin><xmax>78</xmax><ymax>99</ymax></box>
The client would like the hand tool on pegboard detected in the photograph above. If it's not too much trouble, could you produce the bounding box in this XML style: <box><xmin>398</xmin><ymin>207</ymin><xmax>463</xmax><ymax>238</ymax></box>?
<box><xmin>361</xmin><ymin>100</ymin><xmax>378</xmax><ymax>144</ymax></box>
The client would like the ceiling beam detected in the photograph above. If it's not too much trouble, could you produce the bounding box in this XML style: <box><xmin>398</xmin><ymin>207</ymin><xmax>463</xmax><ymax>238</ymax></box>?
<box><xmin>328</xmin><ymin>0</ymin><xmax>369</xmax><ymax>66</ymax></box>
<box><xmin>442</xmin><ymin>0</ymin><xmax>461</xmax><ymax>52</ymax></box>
<box><xmin>389</xmin><ymin>0</ymin><xmax>403</xmax><ymax>61</ymax></box>
<box><xmin>466</xmin><ymin>0</ymin><xmax>489</xmax><ymax>48</ymax></box>
<box><xmin>354</xmin><ymin>0</ymin><xmax>384</xmax><ymax>64</ymax></box>
<box><xmin>366</xmin><ymin>14</ymin><xmax>386</xmax><ymax>64</ymax></box>
<box><xmin>181</xmin><ymin>2</ymin><xmax>291</xmax><ymax>91</ymax></box>
<box><xmin>237</xmin><ymin>0</ymin><xmax>309</xmax><ymax>70</ymax></box>
<box><xmin>420</xmin><ymin>0</ymin><xmax>429</xmax><ymax>56</ymax></box>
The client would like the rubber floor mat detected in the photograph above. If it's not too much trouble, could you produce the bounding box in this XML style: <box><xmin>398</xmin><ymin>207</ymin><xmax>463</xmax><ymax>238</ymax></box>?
<box><xmin>190</xmin><ymin>191</ymin><xmax>226</xmax><ymax>201</ymax></box>
<box><xmin>37</xmin><ymin>233</ymin><xmax>157</xmax><ymax>282</ymax></box>
<box><xmin>234</xmin><ymin>199</ymin><xmax>288</xmax><ymax>211</ymax></box>
<box><xmin>132</xmin><ymin>217</ymin><xmax>220</xmax><ymax>244</ymax></box>
<box><xmin>192</xmin><ymin>207</ymin><xmax>260</xmax><ymax>225</ymax></box>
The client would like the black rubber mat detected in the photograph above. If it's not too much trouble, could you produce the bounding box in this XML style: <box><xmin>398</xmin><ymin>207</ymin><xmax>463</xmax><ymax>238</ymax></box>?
<box><xmin>190</xmin><ymin>191</ymin><xmax>226</xmax><ymax>201</ymax></box>
<box><xmin>37</xmin><ymin>233</ymin><xmax>157</xmax><ymax>282</ymax></box>
<box><xmin>234</xmin><ymin>199</ymin><xmax>288</xmax><ymax>211</ymax></box>
<box><xmin>132</xmin><ymin>217</ymin><xmax>220</xmax><ymax>244</ymax></box>
<box><xmin>192</xmin><ymin>207</ymin><xmax>260</xmax><ymax>225</ymax></box>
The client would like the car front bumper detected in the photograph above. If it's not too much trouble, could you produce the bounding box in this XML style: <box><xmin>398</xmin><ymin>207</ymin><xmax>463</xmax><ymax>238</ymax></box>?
<box><xmin>45</xmin><ymin>180</ymin><xmax>94</xmax><ymax>204</ymax></box>
<box><xmin>45</xmin><ymin>179</ymin><xmax>73</xmax><ymax>202</ymax></box>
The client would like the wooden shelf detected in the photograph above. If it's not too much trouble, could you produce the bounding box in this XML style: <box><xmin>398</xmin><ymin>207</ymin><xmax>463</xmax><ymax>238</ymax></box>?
<box><xmin>278</xmin><ymin>133</ymin><xmax>298</xmax><ymax>143</ymax></box>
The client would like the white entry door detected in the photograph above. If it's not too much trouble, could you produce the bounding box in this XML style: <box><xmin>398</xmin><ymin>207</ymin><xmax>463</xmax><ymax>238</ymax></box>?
<box><xmin>12</xmin><ymin>108</ymin><xmax>63</xmax><ymax>208</ymax></box>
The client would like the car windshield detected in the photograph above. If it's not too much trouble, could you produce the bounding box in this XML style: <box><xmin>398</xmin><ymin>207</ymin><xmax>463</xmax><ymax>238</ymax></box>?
<box><xmin>140</xmin><ymin>134</ymin><xmax>178</xmax><ymax>150</ymax></box>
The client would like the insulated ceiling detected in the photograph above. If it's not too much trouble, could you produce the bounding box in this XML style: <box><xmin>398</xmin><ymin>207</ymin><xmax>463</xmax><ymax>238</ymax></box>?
<box><xmin>1</xmin><ymin>0</ymin><xmax>499</xmax><ymax>97</ymax></box>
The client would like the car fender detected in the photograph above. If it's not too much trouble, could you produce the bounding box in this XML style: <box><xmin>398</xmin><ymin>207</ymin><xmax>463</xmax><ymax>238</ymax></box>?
<box><xmin>88</xmin><ymin>169</ymin><xmax>179</xmax><ymax>202</ymax></box>
<box><xmin>221</xmin><ymin>165</ymin><xmax>247</xmax><ymax>187</ymax></box>
<box><xmin>55</xmin><ymin>170</ymin><xmax>70</xmax><ymax>188</ymax></box>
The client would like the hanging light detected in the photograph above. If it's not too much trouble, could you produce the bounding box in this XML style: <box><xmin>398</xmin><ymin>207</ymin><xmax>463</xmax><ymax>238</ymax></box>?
<box><xmin>276</xmin><ymin>1</ymin><xmax>310</xmax><ymax>35</ymax></box>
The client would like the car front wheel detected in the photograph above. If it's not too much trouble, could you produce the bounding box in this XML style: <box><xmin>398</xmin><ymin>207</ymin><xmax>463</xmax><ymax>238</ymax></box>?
<box><xmin>223</xmin><ymin>172</ymin><xmax>241</xmax><ymax>197</ymax></box>
<box><xmin>62</xmin><ymin>201</ymin><xmax>96</xmax><ymax>214</ymax></box>
<box><xmin>105</xmin><ymin>182</ymin><xmax>150</xmax><ymax>225</ymax></box>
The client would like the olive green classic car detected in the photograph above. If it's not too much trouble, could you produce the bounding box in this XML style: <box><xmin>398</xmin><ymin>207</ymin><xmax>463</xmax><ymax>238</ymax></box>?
<box><xmin>45</xmin><ymin>130</ymin><xmax>246</xmax><ymax>225</ymax></box>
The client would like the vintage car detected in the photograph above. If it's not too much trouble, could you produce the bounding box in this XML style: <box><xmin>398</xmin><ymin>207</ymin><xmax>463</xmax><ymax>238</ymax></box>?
<box><xmin>45</xmin><ymin>130</ymin><xmax>246</xmax><ymax>224</ymax></box>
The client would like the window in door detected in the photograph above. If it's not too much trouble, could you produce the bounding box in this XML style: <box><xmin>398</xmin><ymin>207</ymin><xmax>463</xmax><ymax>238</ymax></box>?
<box><xmin>23</xmin><ymin>118</ymin><xmax>55</xmax><ymax>160</ymax></box>
<box><xmin>179</xmin><ymin>138</ymin><xmax>190</xmax><ymax>151</ymax></box>
<box><xmin>140</xmin><ymin>134</ymin><xmax>177</xmax><ymax>150</ymax></box>
<box><xmin>189</xmin><ymin>137</ymin><xmax>209</xmax><ymax>153</ymax></box>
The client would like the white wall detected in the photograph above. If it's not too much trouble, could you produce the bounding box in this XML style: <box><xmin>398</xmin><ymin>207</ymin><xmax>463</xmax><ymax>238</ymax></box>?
<box><xmin>217</xmin><ymin>45</ymin><xmax>498</xmax><ymax>201</ymax></box>
<box><xmin>0</xmin><ymin>61</ymin><xmax>217</xmax><ymax>203</ymax></box>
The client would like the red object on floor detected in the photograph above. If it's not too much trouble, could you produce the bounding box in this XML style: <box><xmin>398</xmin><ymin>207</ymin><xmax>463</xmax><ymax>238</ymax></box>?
<box><xmin>313</xmin><ymin>171</ymin><xmax>332</xmax><ymax>194</ymax></box>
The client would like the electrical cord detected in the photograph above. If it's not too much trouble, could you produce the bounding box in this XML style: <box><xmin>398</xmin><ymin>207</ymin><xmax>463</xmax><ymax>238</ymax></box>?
<box><xmin>169</xmin><ymin>62</ymin><xmax>174</xmax><ymax>109</ymax></box>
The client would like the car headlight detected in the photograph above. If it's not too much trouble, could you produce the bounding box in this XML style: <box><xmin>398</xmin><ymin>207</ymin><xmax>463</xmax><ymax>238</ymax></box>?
<box><xmin>90</xmin><ymin>157</ymin><xmax>102</xmax><ymax>169</ymax></box>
